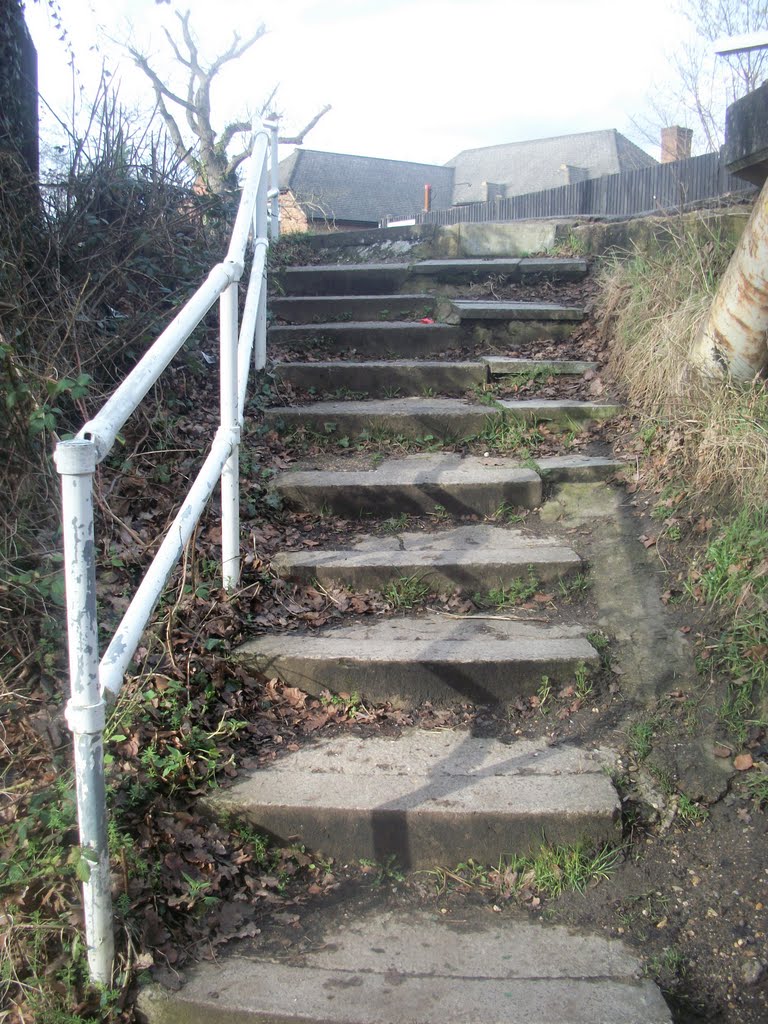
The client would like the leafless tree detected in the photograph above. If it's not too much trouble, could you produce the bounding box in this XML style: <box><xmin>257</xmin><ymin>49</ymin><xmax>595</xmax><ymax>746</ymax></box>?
<box><xmin>634</xmin><ymin>0</ymin><xmax>768</xmax><ymax>153</ymax></box>
<box><xmin>127</xmin><ymin>10</ymin><xmax>330</xmax><ymax>194</ymax></box>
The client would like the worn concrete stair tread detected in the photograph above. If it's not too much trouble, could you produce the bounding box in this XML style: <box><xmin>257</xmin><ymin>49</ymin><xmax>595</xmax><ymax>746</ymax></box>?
<box><xmin>270</xmin><ymin>293</ymin><xmax>434</xmax><ymax>323</ymax></box>
<box><xmin>273</xmin><ymin>263</ymin><xmax>412</xmax><ymax>295</ymax></box>
<box><xmin>484</xmin><ymin>356</ymin><xmax>599</xmax><ymax>375</ymax></box>
<box><xmin>499</xmin><ymin>398</ymin><xmax>623</xmax><ymax>422</ymax></box>
<box><xmin>272</xmin><ymin>453</ymin><xmax>542</xmax><ymax>515</ymax></box>
<box><xmin>234</xmin><ymin>612</ymin><xmax>598</xmax><ymax>707</ymax></box>
<box><xmin>268</xmin><ymin>321</ymin><xmax>462</xmax><ymax>357</ymax></box>
<box><xmin>205</xmin><ymin>729</ymin><xmax>617</xmax><ymax>865</ymax></box>
<box><xmin>271</xmin><ymin>359</ymin><xmax>487</xmax><ymax>396</ymax></box>
<box><xmin>137</xmin><ymin>907</ymin><xmax>671</xmax><ymax>1024</ymax></box>
<box><xmin>412</xmin><ymin>256</ymin><xmax>588</xmax><ymax>280</ymax></box>
<box><xmin>269</xmin><ymin>453</ymin><xmax>626</xmax><ymax>515</ymax></box>
<box><xmin>264</xmin><ymin>397</ymin><xmax>500</xmax><ymax>438</ymax></box>
<box><xmin>272</xmin><ymin>258</ymin><xmax>588</xmax><ymax>296</ymax></box>
<box><xmin>273</xmin><ymin>523</ymin><xmax>581</xmax><ymax>590</ymax></box>
<box><xmin>453</xmin><ymin>300</ymin><xmax>585</xmax><ymax>321</ymax></box>
<box><xmin>536</xmin><ymin>455</ymin><xmax>627</xmax><ymax>481</ymax></box>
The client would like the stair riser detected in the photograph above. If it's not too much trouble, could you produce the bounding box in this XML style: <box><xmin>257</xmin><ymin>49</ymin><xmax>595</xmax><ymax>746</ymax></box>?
<box><xmin>486</xmin><ymin>357</ymin><xmax>598</xmax><ymax>376</ymax></box>
<box><xmin>272</xmin><ymin>361</ymin><xmax>487</xmax><ymax>396</ymax></box>
<box><xmin>213</xmin><ymin>798</ymin><xmax>619</xmax><ymax>871</ymax></box>
<box><xmin>271</xmin><ymin>294</ymin><xmax>435</xmax><ymax>323</ymax></box>
<box><xmin>273</xmin><ymin>553</ymin><xmax>581</xmax><ymax>592</ymax></box>
<box><xmin>265</xmin><ymin>403</ymin><xmax>619</xmax><ymax>438</ymax></box>
<box><xmin>264</xmin><ymin>406</ymin><xmax>498</xmax><ymax>439</ymax></box>
<box><xmin>467</xmin><ymin>322</ymin><xmax>579</xmax><ymax>347</ymax></box>
<box><xmin>236</xmin><ymin>646</ymin><xmax>598</xmax><ymax>708</ymax></box>
<box><xmin>412</xmin><ymin>257</ymin><xmax>588</xmax><ymax>285</ymax></box>
<box><xmin>502</xmin><ymin>402</ymin><xmax>623</xmax><ymax>426</ymax></box>
<box><xmin>274</xmin><ymin>477</ymin><xmax>543</xmax><ymax>517</ymax></box>
<box><xmin>268</xmin><ymin>323</ymin><xmax>461</xmax><ymax>357</ymax></box>
<box><xmin>269</xmin><ymin>321</ymin><xmax>581</xmax><ymax>356</ymax></box>
<box><xmin>273</xmin><ymin>266</ymin><xmax>411</xmax><ymax>295</ymax></box>
<box><xmin>272</xmin><ymin>258</ymin><xmax>588</xmax><ymax>296</ymax></box>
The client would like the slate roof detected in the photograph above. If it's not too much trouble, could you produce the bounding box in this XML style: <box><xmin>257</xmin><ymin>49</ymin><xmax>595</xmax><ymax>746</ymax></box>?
<box><xmin>279</xmin><ymin>149</ymin><xmax>454</xmax><ymax>224</ymax></box>
<box><xmin>446</xmin><ymin>129</ymin><xmax>656</xmax><ymax>204</ymax></box>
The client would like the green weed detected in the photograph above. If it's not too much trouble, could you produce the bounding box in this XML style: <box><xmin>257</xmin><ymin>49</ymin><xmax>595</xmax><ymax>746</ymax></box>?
<box><xmin>359</xmin><ymin>856</ymin><xmax>405</xmax><ymax>885</ymax></box>
<box><xmin>381</xmin><ymin>512</ymin><xmax>410</xmax><ymax>534</ymax></box>
<box><xmin>645</xmin><ymin>946</ymin><xmax>687</xmax><ymax>980</ymax></box>
<box><xmin>319</xmin><ymin>690</ymin><xmax>366</xmax><ymax>716</ymax></box>
<box><xmin>478</xmin><ymin>571</ymin><xmax>540</xmax><ymax>609</ymax></box>
<box><xmin>573</xmin><ymin>662</ymin><xmax>593</xmax><ymax>701</ymax></box>
<box><xmin>428</xmin><ymin>841</ymin><xmax>620</xmax><ymax>901</ymax></box>
<box><xmin>690</xmin><ymin>507</ymin><xmax>768</xmax><ymax>608</ymax></box>
<box><xmin>473</xmin><ymin>415</ymin><xmax>544</xmax><ymax>455</ymax></box>
<box><xmin>536</xmin><ymin>675</ymin><xmax>553</xmax><ymax>713</ymax></box>
<box><xmin>628</xmin><ymin>720</ymin><xmax>655</xmax><ymax>761</ymax></box>
<box><xmin>677</xmin><ymin>794</ymin><xmax>708</xmax><ymax>825</ymax></box>
<box><xmin>491</xmin><ymin>502</ymin><xmax>528</xmax><ymax>524</ymax></box>
<box><xmin>383</xmin><ymin>575</ymin><xmax>431</xmax><ymax>609</ymax></box>
<box><xmin>745</xmin><ymin>770</ymin><xmax>768</xmax><ymax>808</ymax></box>
<box><xmin>587</xmin><ymin>630</ymin><xmax>612</xmax><ymax>670</ymax></box>
<box><xmin>557</xmin><ymin>571</ymin><xmax>592</xmax><ymax>600</ymax></box>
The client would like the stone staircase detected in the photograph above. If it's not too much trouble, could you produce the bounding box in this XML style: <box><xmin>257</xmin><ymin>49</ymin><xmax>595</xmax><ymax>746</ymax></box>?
<box><xmin>138</xmin><ymin>253</ymin><xmax>673</xmax><ymax>1023</ymax></box>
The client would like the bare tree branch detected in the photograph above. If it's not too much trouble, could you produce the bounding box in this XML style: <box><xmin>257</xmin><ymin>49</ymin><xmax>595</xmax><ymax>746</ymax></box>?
<box><xmin>279</xmin><ymin>104</ymin><xmax>332</xmax><ymax>145</ymax></box>
<box><xmin>226</xmin><ymin>149</ymin><xmax>252</xmax><ymax>177</ymax></box>
<box><xmin>127</xmin><ymin>48</ymin><xmax>197</xmax><ymax>115</ymax></box>
<box><xmin>127</xmin><ymin>11</ymin><xmax>327</xmax><ymax>193</ymax></box>
<box><xmin>633</xmin><ymin>0</ymin><xmax>768</xmax><ymax>154</ymax></box>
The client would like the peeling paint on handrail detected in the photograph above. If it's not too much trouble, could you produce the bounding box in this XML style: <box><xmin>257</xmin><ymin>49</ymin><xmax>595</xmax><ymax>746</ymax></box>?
<box><xmin>55</xmin><ymin>119</ymin><xmax>278</xmax><ymax>985</ymax></box>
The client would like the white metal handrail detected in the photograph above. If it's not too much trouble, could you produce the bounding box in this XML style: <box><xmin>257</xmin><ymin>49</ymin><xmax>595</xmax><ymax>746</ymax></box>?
<box><xmin>54</xmin><ymin>117</ymin><xmax>280</xmax><ymax>985</ymax></box>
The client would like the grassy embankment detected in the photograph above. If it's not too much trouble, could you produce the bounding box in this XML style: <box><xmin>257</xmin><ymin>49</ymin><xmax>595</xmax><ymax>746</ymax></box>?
<box><xmin>598</xmin><ymin>216</ymin><xmax>768</xmax><ymax>748</ymax></box>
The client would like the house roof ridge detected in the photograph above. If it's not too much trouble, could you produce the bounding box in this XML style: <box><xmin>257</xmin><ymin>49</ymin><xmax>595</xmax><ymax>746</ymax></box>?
<box><xmin>445</xmin><ymin>128</ymin><xmax>622</xmax><ymax>166</ymax></box>
<box><xmin>284</xmin><ymin>147</ymin><xmax>447</xmax><ymax>171</ymax></box>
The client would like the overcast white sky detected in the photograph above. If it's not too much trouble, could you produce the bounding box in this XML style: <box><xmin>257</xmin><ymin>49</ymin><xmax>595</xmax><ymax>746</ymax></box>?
<box><xmin>26</xmin><ymin>0</ymin><xmax>696</xmax><ymax>166</ymax></box>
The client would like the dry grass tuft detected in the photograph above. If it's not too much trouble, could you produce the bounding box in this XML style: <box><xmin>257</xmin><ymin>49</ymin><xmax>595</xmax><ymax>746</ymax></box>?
<box><xmin>598</xmin><ymin>217</ymin><xmax>768</xmax><ymax>512</ymax></box>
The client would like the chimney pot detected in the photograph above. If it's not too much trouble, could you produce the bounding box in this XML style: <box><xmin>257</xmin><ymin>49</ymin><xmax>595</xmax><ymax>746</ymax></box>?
<box><xmin>661</xmin><ymin>126</ymin><xmax>693</xmax><ymax>163</ymax></box>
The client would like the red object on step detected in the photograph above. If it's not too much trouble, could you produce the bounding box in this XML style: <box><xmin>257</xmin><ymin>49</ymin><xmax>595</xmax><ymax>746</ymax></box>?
<box><xmin>420</xmin><ymin>317</ymin><xmax>434</xmax><ymax>324</ymax></box>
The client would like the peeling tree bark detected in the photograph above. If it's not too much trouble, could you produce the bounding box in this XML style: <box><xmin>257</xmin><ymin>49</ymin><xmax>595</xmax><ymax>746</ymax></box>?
<box><xmin>690</xmin><ymin>174</ymin><xmax>768</xmax><ymax>380</ymax></box>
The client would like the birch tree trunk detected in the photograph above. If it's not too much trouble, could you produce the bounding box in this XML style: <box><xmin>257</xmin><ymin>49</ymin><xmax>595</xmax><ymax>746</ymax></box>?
<box><xmin>690</xmin><ymin>175</ymin><xmax>768</xmax><ymax>380</ymax></box>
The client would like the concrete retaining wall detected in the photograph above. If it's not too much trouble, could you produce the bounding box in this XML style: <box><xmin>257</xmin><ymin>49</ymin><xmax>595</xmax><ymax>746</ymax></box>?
<box><xmin>301</xmin><ymin>207</ymin><xmax>752</xmax><ymax>261</ymax></box>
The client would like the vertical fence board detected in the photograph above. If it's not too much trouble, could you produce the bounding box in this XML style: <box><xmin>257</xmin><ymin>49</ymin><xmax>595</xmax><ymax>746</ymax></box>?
<box><xmin>399</xmin><ymin>154</ymin><xmax>755</xmax><ymax>227</ymax></box>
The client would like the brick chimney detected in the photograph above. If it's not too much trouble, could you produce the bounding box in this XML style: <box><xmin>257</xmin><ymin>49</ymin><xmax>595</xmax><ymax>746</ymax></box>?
<box><xmin>661</xmin><ymin>126</ymin><xmax>693</xmax><ymax>163</ymax></box>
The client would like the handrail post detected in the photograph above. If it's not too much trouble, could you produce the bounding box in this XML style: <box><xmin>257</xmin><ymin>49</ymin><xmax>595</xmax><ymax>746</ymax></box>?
<box><xmin>54</xmin><ymin>439</ymin><xmax>114</xmax><ymax>986</ymax></box>
<box><xmin>220</xmin><ymin>279</ymin><xmax>241</xmax><ymax>589</ymax></box>
<box><xmin>268</xmin><ymin>118</ymin><xmax>280</xmax><ymax>239</ymax></box>
<box><xmin>255</xmin><ymin>152</ymin><xmax>269</xmax><ymax>372</ymax></box>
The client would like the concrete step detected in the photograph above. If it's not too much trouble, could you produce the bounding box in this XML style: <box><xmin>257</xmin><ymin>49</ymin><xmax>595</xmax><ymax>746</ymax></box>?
<box><xmin>138</xmin><ymin>905</ymin><xmax>671</xmax><ymax>1024</ymax></box>
<box><xmin>268</xmin><ymin>321</ymin><xmax>461</xmax><ymax>357</ymax></box>
<box><xmin>269</xmin><ymin>453</ymin><xmax>624</xmax><ymax>517</ymax></box>
<box><xmin>412</xmin><ymin>256</ymin><xmax>588</xmax><ymax>283</ymax></box>
<box><xmin>264</xmin><ymin>397</ymin><xmax>499</xmax><ymax>440</ymax></box>
<box><xmin>271</xmin><ymin>359</ymin><xmax>486</xmax><ymax>396</ymax></box>
<box><xmin>452</xmin><ymin>300</ymin><xmax>586</xmax><ymax>322</ymax></box>
<box><xmin>273</xmin><ymin>524</ymin><xmax>581</xmax><ymax>591</ymax></box>
<box><xmin>498</xmin><ymin>399</ymin><xmax>623</xmax><ymax>425</ymax></box>
<box><xmin>537</xmin><ymin>455</ymin><xmax>626</xmax><ymax>483</ymax></box>
<box><xmin>272</xmin><ymin>258</ymin><xmax>588</xmax><ymax>296</ymax></box>
<box><xmin>234</xmin><ymin>612</ymin><xmax>598</xmax><ymax>708</ymax></box>
<box><xmin>264</xmin><ymin>397</ymin><xmax>621</xmax><ymax>439</ymax></box>
<box><xmin>270</xmin><ymin>293</ymin><xmax>435</xmax><ymax>323</ymax></box>
<box><xmin>272</xmin><ymin>454</ymin><xmax>541</xmax><ymax>516</ymax></box>
<box><xmin>273</xmin><ymin>263</ymin><xmax>412</xmax><ymax>296</ymax></box>
<box><xmin>204</xmin><ymin>728</ymin><xmax>614</xmax><ymax>864</ymax></box>
<box><xmin>484</xmin><ymin>356</ymin><xmax>599</xmax><ymax>376</ymax></box>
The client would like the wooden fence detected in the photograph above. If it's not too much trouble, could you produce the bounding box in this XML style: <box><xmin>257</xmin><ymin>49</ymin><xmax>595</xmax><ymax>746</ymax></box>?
<box><xmin>390</xmin><ymin>153</ymin><xmax>754</xmax><ymax>226</ymax></box>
